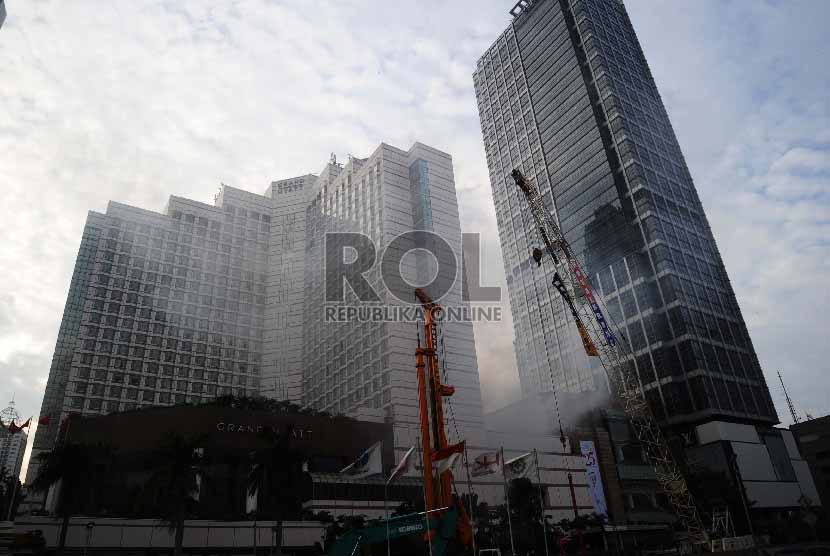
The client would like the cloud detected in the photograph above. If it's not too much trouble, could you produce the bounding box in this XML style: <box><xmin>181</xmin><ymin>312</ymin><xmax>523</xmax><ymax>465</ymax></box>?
<box><xmin>0</xmin><ymin>0</ymin><xmax>827</xmax><ymax>426</ymax></box>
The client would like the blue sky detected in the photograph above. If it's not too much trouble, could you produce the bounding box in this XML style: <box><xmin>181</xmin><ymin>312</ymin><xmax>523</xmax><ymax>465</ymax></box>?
<box><xmin>0</xmin><ymin>0</ymin><xmax>828</xmax><ymax>461</ymax></box>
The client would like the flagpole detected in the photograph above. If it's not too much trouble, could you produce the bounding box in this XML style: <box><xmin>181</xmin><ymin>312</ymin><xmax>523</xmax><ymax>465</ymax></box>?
<box><xmin>501</xmin><ymin>447</ymin><xmax>516</xmax><ymax>556</ymax></box>
<box><xmin>534</xmin><ymin>449</ymin><xmax>550</xmax><ymax>556</ymax></box>
<box><xmin>384</xmin><ymin>480</ymin><xmax>391</xmax><ymax>556</ymax></box>
<box><xmin>463</xmin><ymin>445</ymin><xmax>477</xmax><ymax>556</ymax></box>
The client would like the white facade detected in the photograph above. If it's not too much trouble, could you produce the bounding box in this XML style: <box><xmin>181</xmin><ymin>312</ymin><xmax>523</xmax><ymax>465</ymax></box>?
<box><xmin>14</xmin><ymin>517</ymin><xmax>326</xmax><ymax>552</ymax></box>
<box><xmin>300</xmin><ymin>143</ymin><xmax>486</xmax><ymax>459</ymax></box>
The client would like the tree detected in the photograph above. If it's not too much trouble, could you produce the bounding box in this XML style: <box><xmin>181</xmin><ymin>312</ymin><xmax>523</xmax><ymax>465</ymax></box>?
<box><xmin>246</xmin><ymin>426</ymin><xmax>311</xmax><ymax>555</ymax></box>
<box><xmin>144</xmin><ymin>433</ymin><xmax>208</xmax><ymax>556</ymax></box>
<box><xmin>31</xmin><ymin>442</ymin><xmax>106</xmax><ymax>555</ymax></box>
<box><xmin>0</xmin><ymin>467</ymin><xmax>10</xmax><ymax>517</ymax></box>
<box><xmin>508</xmin><ymin>477</ymin><xmax>546</xmax><ymax>554</ymax></box>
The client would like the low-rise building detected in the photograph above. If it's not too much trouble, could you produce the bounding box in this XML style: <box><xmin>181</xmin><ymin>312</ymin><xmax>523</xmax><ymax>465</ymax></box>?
<box><xmin>790</xmin><ymin>414</ymin><xmax>830</xmax><ymax>508</ymax></box>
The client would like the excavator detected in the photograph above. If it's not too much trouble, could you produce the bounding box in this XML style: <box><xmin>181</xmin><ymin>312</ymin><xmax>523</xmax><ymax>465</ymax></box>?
<box><xmin>326</xmin><ymin>289</ymin><xmax>474</xmax><ymax>556</ymax></box>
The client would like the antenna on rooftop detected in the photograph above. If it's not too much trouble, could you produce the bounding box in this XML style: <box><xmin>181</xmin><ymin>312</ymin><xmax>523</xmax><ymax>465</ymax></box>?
<box><xmin>778</xmin><ymin>370</ymin><xmax>800</xmax><ymax>424</ymax></box>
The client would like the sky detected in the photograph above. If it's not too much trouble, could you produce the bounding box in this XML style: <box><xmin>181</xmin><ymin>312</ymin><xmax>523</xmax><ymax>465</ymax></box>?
<box><xmin>1</xmin><ymin>0</ymin><xmax>828</xmax><ymax>475</ymax></box>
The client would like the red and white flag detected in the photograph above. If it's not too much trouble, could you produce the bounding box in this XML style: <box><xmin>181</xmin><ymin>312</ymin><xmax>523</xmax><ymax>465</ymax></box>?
<box><xmin>471</xmin><ymin>451</ymin><xmax>501</xmax><ymax>477</ymax></box>
<box><xmin>432</xmin><ymin>441</ymin><xmax>465</xmax><ymax>475</ymax></box>
<box><xmin>387</xmin><ymin>446</ymin><xmax>415</xmax><ymax>485</ymax></box>
<box><xmin>8</xmin><ymin>418</ymin><xmax>31</xmax><ymax>435</ymax></box>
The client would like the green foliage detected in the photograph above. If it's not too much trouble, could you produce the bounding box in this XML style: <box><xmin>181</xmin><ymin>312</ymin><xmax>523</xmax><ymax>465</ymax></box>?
<box><xmin>143</xmin><ymin>432</ymin><xmax>209</xmax><ymax>556</ymax></box>
<box><xmin>245</xmin><ymin>425</ymin><xmax>312</xmax><ymax>555</ymax></box>
<box><xmin>245</xmin><ymin>425</ymin><xmax>311</xmax><ymax>520</ymax></box>
<box><xmin>32</xmin><ymin>442</ymin><xmax>110</xmax><ymax>517</ymax></box>
<box><xmin>207</xmin><ymin>394</ymin><xmax>349</xmax><ymax>421</ymax></box>
<box><xmin>144</xmin><ymin>432</ymin><xmax>208</xmax><ymax>524</ymax></box>
<box><xmin>0</xmin><ymin>466</ymin><xmax>23</xmax><ymax>519</ymax></box>
<box><xmin>32</xmin><ymin>442</ymin><xmax>111</xmax><ymax>555</ymax></box>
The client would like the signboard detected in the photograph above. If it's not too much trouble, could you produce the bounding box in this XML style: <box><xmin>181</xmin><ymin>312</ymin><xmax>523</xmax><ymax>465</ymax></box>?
<box><xmin>579</xmin><ymin>440</ymin><xmax>608</xmax><ymax>517</ymax></box>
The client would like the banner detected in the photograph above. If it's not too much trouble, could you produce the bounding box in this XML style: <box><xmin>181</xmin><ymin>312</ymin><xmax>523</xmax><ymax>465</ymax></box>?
<box><xmin>576</xmin><ymin>320</ymin><xmax>599</xmax><ymax>357</ymax></box>
<box><xmin>579</xmin><ymin>440</ymin><xmax>608</xmax><ymax>517</ymax></box>
<box><xmin>569</xmin><ymin>263</ymin><xmax>616</xmax><ymax>346</ymax></box>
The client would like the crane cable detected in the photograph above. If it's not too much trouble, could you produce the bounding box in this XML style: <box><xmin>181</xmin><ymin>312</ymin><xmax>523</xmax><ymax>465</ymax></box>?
<box><xmin>436</xmin><ymin>317</ymin><xmax>470</xmax><ymax>498</ymax></box>
<box><xmin>530</xmin><ymin>260</ymin><xmax>568</xmax><ymax>451</ymax></box>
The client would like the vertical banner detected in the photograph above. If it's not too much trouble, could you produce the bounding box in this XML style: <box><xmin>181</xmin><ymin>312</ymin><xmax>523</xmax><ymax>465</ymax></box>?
<box><xmin>579</xmin><ymin>441</ymin><xmax>608</xmax><ymax>517</ymax></box>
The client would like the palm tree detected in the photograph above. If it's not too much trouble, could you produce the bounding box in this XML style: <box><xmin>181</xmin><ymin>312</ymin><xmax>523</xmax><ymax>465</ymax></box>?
<box><xmin>31</xmin><ymin>443</ymin><xmax>103</xmax><ymax>555</ymax></box>
<box><xmin>246</xmin><ymin>426</ymin><xmax>310</xmax><ymax>555</ymax></box>
<box><xmin>0</xmin><ymin>467</ymin><xmax>11</xmax><ymax>519</ymax></box>
<box><xmin>144</xmin><ymin>432</ymin><xmax>208</xmax><ymax>556</ymax></box>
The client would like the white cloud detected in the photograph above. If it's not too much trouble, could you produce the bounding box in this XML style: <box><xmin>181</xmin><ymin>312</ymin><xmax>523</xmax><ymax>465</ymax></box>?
<box><xmin>0</xmin><ymin>0</ymin><xmax>827</xmax><ymax>426</ymax></box>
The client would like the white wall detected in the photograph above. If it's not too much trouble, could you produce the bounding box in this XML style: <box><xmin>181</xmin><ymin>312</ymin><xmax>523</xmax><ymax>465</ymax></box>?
<box><xmin>14</xmin><ymin>517</ymin><xmax>326</xmax><ymax>550</ymax></box>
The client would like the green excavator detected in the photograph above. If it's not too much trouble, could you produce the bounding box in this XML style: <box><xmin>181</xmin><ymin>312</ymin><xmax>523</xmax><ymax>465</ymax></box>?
<box><xmin>326</xmin><ymin>504</ymin><xmax>470</xmax><ymax>556</ymax></box>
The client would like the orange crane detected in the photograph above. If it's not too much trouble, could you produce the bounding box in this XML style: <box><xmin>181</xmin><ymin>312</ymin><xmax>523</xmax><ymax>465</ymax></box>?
<box><xmin>416</xmin><ymin>287</ymin><xmax>472</xmax><ymax>549</ymax></box>
<box><xmin>327</xmin><ymin>289</ymin><xmax>472</xmax><ymax>555</ymax></box>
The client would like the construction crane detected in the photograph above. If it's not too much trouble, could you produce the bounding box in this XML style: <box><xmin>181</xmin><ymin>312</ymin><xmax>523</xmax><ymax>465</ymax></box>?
<box><xmin>327</xmin><ymin>289</ymin><xmax>472</xmax><ymax>555</ymax></box>
<box><xmin>777</xmin><ymin>370</ymin><xmax>800</xmax><ymax>424</ymax></box>
<box><xmin>511</xmin><ymin>169</ymin><xmax>708</xmax><ymax>545</ymax></box>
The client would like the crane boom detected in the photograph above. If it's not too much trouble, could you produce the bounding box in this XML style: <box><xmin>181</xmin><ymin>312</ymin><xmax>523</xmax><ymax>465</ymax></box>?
<box><xmin>511</xmin><ymin>169</ymin><xmax>707</xmax><ymax>545</ymax></box>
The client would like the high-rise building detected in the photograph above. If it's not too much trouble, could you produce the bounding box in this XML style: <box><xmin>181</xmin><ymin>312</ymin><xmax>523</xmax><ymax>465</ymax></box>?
<box><xmin>28</xmin><ymin>141</ymin><xmax>485</xmax><ymax>483</ymax></box>
<box><xmin>301</xmin><ymin>144</ymin><xmax>485</xmax><ymax>446</ymax></box>
<box><xmin>1</xmin><ymin>400</ymin><xmax>27</xmax><ymax>479</ymax></box>
<box><xmin>0</xmin><ymin>430</ymin><xmax>27</xmax><ymax>479</ymax></box>
<box><xmin>473</xmin><ymin>0</ymin><xmax>777</xmax><ymax>429</ymax></box>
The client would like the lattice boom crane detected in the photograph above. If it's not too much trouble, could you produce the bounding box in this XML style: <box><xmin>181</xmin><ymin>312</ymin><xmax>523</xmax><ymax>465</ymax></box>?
<box><xmin>511</xmin><ymin>169</ymin><xmax>707</xmax><ymax>545</ymax></box>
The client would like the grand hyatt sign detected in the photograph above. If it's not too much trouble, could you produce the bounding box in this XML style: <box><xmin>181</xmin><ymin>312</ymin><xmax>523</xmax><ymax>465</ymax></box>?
<box><xmin>215</xmin><ymin>421</ymin><xmax>313</xmax><ymax>440</ymax></box>
<box><xmin>67</xmin><ymin>404</ymin><xmax>393</xmax><ymax>468</ymax></box>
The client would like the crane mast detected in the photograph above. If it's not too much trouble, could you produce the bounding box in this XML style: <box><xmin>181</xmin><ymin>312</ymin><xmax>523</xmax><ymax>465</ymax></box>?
<box><xmin>415</xmin><ymin>287</ymin><xmax>456</xmax><ymax>511</ymax></box>
<box><xmin>511</xmin><ymin>169</ymin><xmax>707</xmax><ymax>545</ymax></box>
<box><xmin>777</xmin><ymin>370</ymin><xmax>800</xmax><ymax>424</ymax></box>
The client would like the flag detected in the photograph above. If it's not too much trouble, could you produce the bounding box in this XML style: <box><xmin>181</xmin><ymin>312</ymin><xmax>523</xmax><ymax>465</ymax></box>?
<box><xmin>436</xmin><ymin>452</ymin><xmax>461</xmax><ymax>475</ymax></box>
<box><xmin>576</xmin><ymin>320</ymin><xmax>599</xmax><ymax>356</ymax></box>
<box><xmin>387</xmin><ymin>446</ymin><xmax>415</xmax><ymax>484</ymax></box>
<box><xmin>340</xmin><ymin>441</ymin><xmax>383</xmax><ymax>478</ymax></box>
<box><xmin>190</xmin><ymin>473</ymin><xmax>202</xmax><ymax>502</ymax></box>
<box><xmin>432</xmin><ymin>441</ymin><xmax>465</xmax><ymax>475</ymax></box>
<box><xmin>431</xmin><ymin>441</ymin><xmax>465</xmax><ymax>463</ymax></box>
<box><xmin>503</xmin><ymin>452</ymin><xmax>537</xmax><ymax>481</ymax></box>
<box><xmin>471</xmin><ymin>451</ymin><xmax>501</xmax><ymax>477</ymax></box>
<box><xmin>8</xmin><ymin>418</ymin><xmax>30</xmax><ymax>434</ymax></box>
<box><xmin>246</xmin><ymin>488</ymin><xmax>258</xmax><ymax>514</ymax></box>
<box><xmin>38</xmin><ymin>415</ymin><xmax>51</xmax><ymax>426</ymax></box>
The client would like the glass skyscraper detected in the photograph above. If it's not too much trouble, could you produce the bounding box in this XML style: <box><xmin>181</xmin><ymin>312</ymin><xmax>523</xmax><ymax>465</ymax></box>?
<box><xmin>473</xmin><ymin>0</ymin><xmax>777</xmax><ymax>429</ymax></box>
